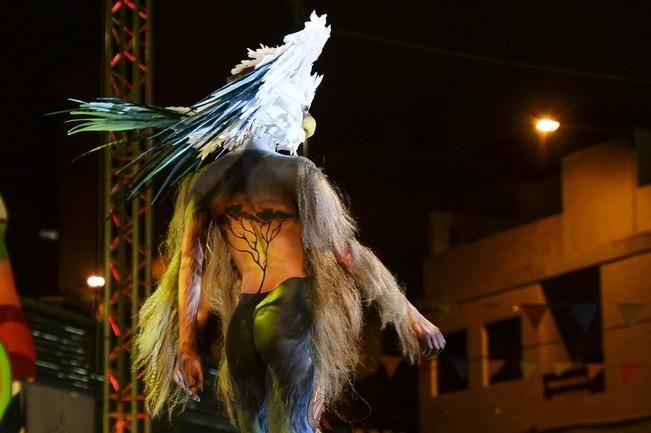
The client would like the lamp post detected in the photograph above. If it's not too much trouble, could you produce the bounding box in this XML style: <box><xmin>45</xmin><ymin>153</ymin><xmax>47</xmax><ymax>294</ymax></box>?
<box><xmin>535</xmin><ymin>117</ymin><xmax>561</xmax><ymax>134</ymax></box>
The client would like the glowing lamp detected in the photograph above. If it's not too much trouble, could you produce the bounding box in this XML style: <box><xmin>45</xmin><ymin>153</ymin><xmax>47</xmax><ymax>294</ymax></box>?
<box><xmin>535</xmin><ymin>118</ymin><xmax>560</xmax><ymax>133</ymax></box>
<box><xmin>87</xmin><ymin>275</ymin><xmax>106</xmax><ymax>288</ymax></box>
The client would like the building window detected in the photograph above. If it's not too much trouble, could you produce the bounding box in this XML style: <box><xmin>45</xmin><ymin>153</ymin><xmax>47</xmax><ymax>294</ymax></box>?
<box><xmin>541</xmin><ymin>266</ymin><xmax>605</xmax><ymax>397</ymax></box>
<box><xmin>437</xmin><ymin>329</ymin><xmax>468</xmax><ymax>393</ymax></box>
<box><xmin>486</xmin><ymin>317</ymin><xmax>522</xmax><ymax>384</ymax></box>
<box><xmin>542</xmin><ymin>266</ymin><xmax>603</xmax><ymax>365</ymax></box>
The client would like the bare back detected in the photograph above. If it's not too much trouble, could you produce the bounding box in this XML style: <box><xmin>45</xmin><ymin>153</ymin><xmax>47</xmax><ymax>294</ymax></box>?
<box><xmin>193</xmin><ymin>149</ymin><xmax>307</xmax><ymax>294</ymax></box>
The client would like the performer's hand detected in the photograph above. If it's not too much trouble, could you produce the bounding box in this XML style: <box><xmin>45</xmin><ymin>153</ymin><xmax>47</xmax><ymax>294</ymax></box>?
<box><xmin>174</xmin><ymin>345</ymin><xmax>204</xmax><ymax>401</ymax></box>
<box><xmin>408</xmin><ymin>304</ymin><xmax>446</xmax><ymax>359</ymax></box>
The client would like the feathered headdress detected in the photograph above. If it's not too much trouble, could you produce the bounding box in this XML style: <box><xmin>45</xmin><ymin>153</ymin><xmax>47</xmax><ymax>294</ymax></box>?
<box><xmin>63</xmin><ymin>12</ymin><xmax>330</xmax><ymax>200</ymax></box>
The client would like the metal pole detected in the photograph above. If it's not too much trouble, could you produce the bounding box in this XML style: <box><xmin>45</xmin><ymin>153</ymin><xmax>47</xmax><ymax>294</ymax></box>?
<box><xmin>102</xmin><ymin>1</ymin><xmax>153</xmax><ymax>432</ymax></box>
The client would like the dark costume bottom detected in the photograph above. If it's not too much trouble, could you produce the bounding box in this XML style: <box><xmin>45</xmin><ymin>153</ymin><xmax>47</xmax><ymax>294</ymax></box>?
<box><xmin>225</xmin><ymin>276</ymin><xmax>316</xmax><ymax>433</ymax></box>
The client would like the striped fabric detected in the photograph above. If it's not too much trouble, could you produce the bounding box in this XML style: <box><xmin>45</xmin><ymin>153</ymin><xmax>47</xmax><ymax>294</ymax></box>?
<box><xmin>0</xmin><ymin>195</ymin><xmax>36</xmax><ymax>381</ymax></box>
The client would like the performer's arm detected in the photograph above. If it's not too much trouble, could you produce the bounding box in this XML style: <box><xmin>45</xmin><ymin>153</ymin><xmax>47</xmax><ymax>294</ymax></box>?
<box><xmin>405</xmin><ymin>302</ymin><xmax>446</xmax><ymax>359</ymax></box>
<box><xmin>335</xmin><ymin>242</ymin><xmax>445</xmax><ymax>359</ymax></box>
<box><xmin>298</xmin><ymin>156</ymin><xmax>445</xmax><ymax>360</ymax></box>
<box><xmin>175</xmin><ymin>195</ymin><xmax>209</xmax><ymax>399</ymax></box>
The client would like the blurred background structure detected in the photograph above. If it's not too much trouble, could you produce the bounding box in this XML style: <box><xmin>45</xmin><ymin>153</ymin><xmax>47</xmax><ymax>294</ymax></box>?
<box><xmin>1</xmin><ymin>1</ymin><xmax>651</xmax><ymax>432</ymax></box>
<box><xmin>423</xmin><ymin>131</ymin><xmax>651</xmax><ymax>433</ymax></box>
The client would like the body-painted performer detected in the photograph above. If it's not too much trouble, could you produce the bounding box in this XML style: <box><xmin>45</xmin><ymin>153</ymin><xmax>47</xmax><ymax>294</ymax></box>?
<box><xmin>63</xmin><ymin>13</ymin><xmax>445</xmax><ymax>433</ymax></box>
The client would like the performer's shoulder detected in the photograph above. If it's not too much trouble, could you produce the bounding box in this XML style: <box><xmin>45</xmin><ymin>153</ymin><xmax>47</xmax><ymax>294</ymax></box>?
<box><xmin>190</xmin><ymin>152</ymin><xmax>322</xmax><ymax>198</ymax></box>
<box><xmin>190</xmin><ymin>152</ymin><xmax>240</xmax><ymax>198</ymax></box>
<box><xmin>262</xmin><ymin>153</ymin><xmax>319</xmax><ymax>176</ymax></box>
<box><xmin>290</xmin><ymin>154</ymin><xmax>320</xmax><ymax>173</ymax></box>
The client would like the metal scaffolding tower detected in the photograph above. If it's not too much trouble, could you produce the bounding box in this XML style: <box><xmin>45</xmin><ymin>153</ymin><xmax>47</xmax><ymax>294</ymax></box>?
<box><xmin>102</xmin><ymin>1</ymin><xmax>153</xmax><ymax>432</ymax></box>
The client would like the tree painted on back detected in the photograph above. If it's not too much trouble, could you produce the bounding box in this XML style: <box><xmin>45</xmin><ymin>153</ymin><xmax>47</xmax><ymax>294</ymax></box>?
<box><xmin>219</xmin><ymin>204</ymin><xmax>294</xmax><ymax>293</ymax></box>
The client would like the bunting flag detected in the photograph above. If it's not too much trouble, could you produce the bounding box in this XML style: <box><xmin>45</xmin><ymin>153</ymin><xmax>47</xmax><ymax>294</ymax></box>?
<box><xmin>491</xmin><ymin>359</ymin><xmax>644</xmax><ymax>381</ymax></box>
<box><xmin>427</xmin><ymin>357</ymin><xmax>645</xmax><ymax>387</ymax></box>
<box><xmin>617</xmin><ymin>303</ymin><xmax>646</xmax><ymax>327</ymax></box>
<box><xmin>428</xmin><ymin>300</ymin><xmax>651</xmax><ymax>324</ymax></box>
<box><xmin>569</xmin><ymin>303</ymin><xmax>598</xmax><ymax>333</ymax></box>
<box><xmin>449</xmin><ymin>357</ymin><xmax>468</xmax><ymax>380</ymax></box>
<box><xmin>521</xmin><ymin>304</ymin><xmax>548</xmax><ymax>329</ymax></box>
<box><xmin>488</xmin><ymin>359</ymin><xmax>506</xmax><ymax>378</ymax></box>
<box><xmin>553</xmin><ymin>361</ymin><xmax>574</xmax><ymax>376</ymax></box>
<box><xmin>519</xmin><ymin>360</ymin><xmax>538</xmax><ymax>379</ymax></box>
<box><xmin>381</xmin><ymin>355</ymin><xmax>401</xmax><ymax>378</ymax></box>
<box><xmin>0</xmin><ymin>195</ymin><xmax>36</xmax><ymax>381</ymax></box>
<box><xmin>586</xmin><ymin>363</ymin><xmax>605</xmax><ymax>381</ymax></box>
<box><xmin>620</xmin><ymin>363</ymin><xmax>641</xmax><ymax>384</ymax></box>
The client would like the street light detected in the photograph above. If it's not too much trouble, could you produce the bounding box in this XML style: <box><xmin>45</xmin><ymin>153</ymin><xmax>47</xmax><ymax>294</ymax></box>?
<box><xmin>87</xmin><ymin>275</ymin><xmax>105</xmax><ymax>288</ymax></box>
<box><xmin>535</xmin><ymin>118</ymin><xmax>560</xmax><ymax>133</ymax></box>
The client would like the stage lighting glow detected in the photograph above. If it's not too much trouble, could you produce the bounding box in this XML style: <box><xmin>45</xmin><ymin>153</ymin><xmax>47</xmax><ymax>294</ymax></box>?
<box><xmin>535</xmin><ymin>118</ymin><xmax>560</xmax><ymax>133</ymax></box>
<box><xmin>87</xmin><ymin>275</ymin><xmax>105</xmax><ymax>288</ymax></box>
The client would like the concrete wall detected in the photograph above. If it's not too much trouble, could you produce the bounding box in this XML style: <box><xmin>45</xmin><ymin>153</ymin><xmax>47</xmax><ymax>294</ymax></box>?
<box><xmin>420</xmin><ymin>139</ymin><xmax>651</xmax><ymax>433</ymax></box>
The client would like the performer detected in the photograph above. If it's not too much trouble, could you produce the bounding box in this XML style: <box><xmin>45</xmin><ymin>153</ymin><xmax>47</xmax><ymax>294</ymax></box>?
<box><xmin>63</xmin><ymin>13</ymin><xmax>445</xmax><ymax>433</ymax></box>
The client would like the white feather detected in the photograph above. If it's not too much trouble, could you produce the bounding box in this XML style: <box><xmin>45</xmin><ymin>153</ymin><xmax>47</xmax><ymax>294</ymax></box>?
<box><xmin>195</xmin><ymin>11</ymin><xmax>330</xmax><ymax>158</ymax></box>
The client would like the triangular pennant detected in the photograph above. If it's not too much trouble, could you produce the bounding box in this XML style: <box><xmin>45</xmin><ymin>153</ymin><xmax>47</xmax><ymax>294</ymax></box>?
<box><xmin>519</xmin><ymin>360</ymin><xmax>537</xmax><ymax>379</ymax></box>
<box><xmin>617</xmin><ymin>303</ymin><xmax>645</xmax><ymax>327</ymax></box>
<box><xmin>449</xmin><ymin>357</ymin><xmax>468</xmax><ymax>380</ymax></box>
<box><xmin>488</xmin><ymin>359</ymin><xmax>506</xmax><ymax>377</ymax></box>
<box><xmin>570</xmin><ymin>303</ymin><xmax>598</xmax><ymax>332</ymax></box>
<box><xmin>382</xmin><ymin>355</ymin><xmax>401</xmax><ymax>378</ymax></box>
<box><xmin>620</xmin><ymin>363</ymin><xmax>641</xmax><ymax>384</ymax></box>
<box><xmin>553</xmin><ymin>361</ymin><xmax>574</xmax><ymax>376</ymax></box>
<box><xmin>521</xmin><ymin>304</ymin><xmax>548</xmax><ymax>329</ymax></box>
<box><xmin>586</xmin><ymin>363</ymin><xmax>604</xmax><ymax>381</ymax></box>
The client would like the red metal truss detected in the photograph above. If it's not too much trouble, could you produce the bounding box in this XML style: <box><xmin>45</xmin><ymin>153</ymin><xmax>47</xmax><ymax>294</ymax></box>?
<box><xmin>102</xmin><ymin>1</ymin><xmax>153</xmax><ymax>433</ymax></box>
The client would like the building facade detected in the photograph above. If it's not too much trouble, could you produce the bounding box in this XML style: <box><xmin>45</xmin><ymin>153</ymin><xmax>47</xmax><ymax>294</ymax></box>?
<box><xmin>421</xmin><ymin>131</ymin><xmax>651</xmax><ymax>433</ymax></box>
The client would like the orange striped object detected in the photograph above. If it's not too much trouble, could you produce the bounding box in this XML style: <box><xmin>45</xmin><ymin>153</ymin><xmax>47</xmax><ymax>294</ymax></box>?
<box><xmin>0</xmin><ymin>196</ymin><xmax>36</xmax><ymax>381</ymax></box>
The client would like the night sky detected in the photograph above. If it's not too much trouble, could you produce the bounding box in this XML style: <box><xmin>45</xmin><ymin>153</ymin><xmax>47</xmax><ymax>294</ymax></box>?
<box><xmin>2</xmin><ymin>1</ymin><xmax>651</xmax><ymax>303</ymax></box>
